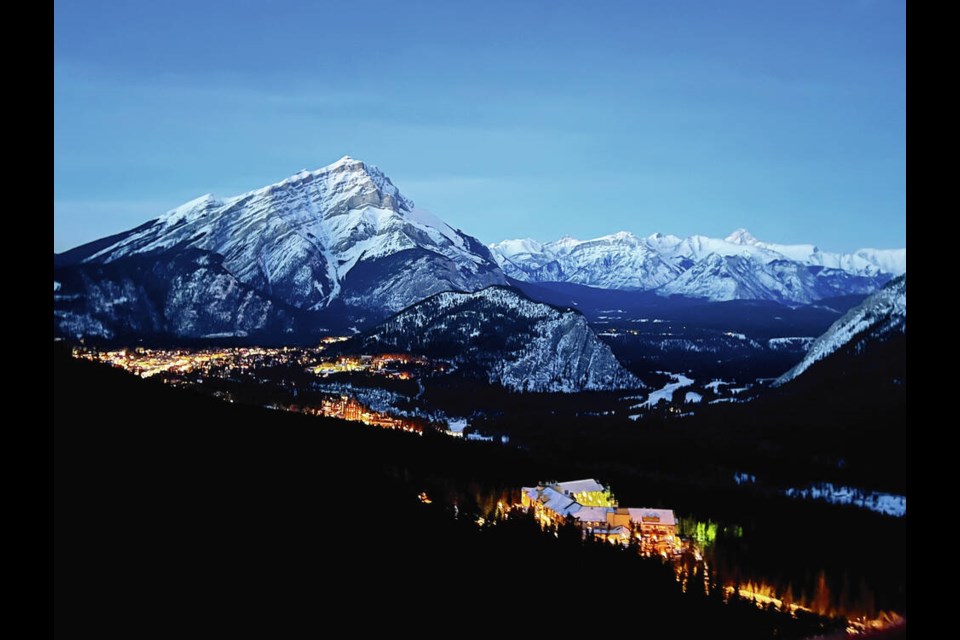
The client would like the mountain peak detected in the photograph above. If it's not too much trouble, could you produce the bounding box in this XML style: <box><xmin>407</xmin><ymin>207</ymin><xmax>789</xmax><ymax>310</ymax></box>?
<box><xmin>55</xmin><ymin>155</ymin><xmax>509</xmax><ymax>339</ymax></box>
<box><xmin>600</xmin><ymin>230</ymin><xmax>639</xmax><ymax>242</ymax></box>
<box><xmin>253</xmin><ymin>156</ymin><xmax>415</xmax><ymax>213</ymax></box>
<box><xmin>725</xmin><ymin>228</ymin><xmax>760</xmax><ymax>245</ymax></box>
<box><xmin>329</xmin><ymin>155</ymin><xmax>363</xmax><ymax>169</ymax></box>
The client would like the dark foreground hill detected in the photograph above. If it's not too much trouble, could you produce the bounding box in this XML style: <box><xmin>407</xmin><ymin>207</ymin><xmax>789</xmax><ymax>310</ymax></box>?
<box><xmin>54</xmin><ymin>346</ymin><xmax>845</xmax><ymax>637</ymax></box>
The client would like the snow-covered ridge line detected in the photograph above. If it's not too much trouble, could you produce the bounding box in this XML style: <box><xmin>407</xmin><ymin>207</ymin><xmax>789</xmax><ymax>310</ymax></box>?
<box><xmin>776</xmin><ymin>274</ymin><xmax>906</xmax><ymax>385</ymax></box>
<box><xmin>491</xmin><ymin>228</ymin><xmax>905</xmax><ymax>276</ymax></box>
<box><xmin>489</xmin><ymin>228</ymin><xmax>904</xmax><ymax>303</ymax></box>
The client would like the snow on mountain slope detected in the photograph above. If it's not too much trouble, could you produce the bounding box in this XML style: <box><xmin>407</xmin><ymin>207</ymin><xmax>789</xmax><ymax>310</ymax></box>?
<box><xmin>53</xmin><ymin>249</ymin><xmax>295</xmax><ymax>340</ymax></box>
<box><xmin>775</xmin><ymin>274</ymin><xmax>906</xmax><ymax>386</ymax></box>
<box><xmin>725</xmin><ymin>228</ymin><xmax>907</xmax><ymax>277</ymax></box>
<box><xmin>82</xmin><ymin>156</ymin><xmax>504</xmax><ymax>311</ymax></box>
<box><xmin>355</xmin><ymin>286</ymin><xmax>642</xmax><ymax>392</ymax></box>
<box><xmin>491</xmin><ymin>231</ymin><xmax>681</xmax><ymax>290</ymax></box>
<box><xmin>490</xmin><ymin>228</ymin><xmax>904</xmax><ymax>303</ymax></box>
<box><xmin>54</xmin><ymin>157</ymin><xmax>506</xmax><ymax>338</ymax></box>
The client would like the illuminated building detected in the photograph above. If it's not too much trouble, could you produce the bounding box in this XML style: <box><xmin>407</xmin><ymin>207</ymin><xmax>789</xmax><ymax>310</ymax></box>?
<box><xmin>317</xmin><ymin>395</ymin><xmax>422</xmax><ymax>434</ymax></box>
<box><xmin>521</xmin><ymin>479</ymin><xmax>680</xmax><ymax>554</ymax></box>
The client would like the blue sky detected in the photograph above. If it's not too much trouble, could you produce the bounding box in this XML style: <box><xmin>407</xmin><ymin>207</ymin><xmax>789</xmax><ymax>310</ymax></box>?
<box><xmin>54</xmin><ymin>0</ymin><xmax>905</xmax><ymax>253</ymax></box>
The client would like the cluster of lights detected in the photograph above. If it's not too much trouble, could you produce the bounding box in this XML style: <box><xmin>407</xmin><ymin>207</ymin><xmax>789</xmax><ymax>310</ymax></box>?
<box><xmin>310</xmin><ymin>395</ymin><xmax>423</xmax><ymax>435</ymax></box>
<box><xmin>72</xmin><ymin>344</ymin><xmax>431</xmax><ymax>437</ymax></box>
<box><xmin>74</xmin><ymin>345</ymin><xmax>321</xmax><ymax>378</ymax></box>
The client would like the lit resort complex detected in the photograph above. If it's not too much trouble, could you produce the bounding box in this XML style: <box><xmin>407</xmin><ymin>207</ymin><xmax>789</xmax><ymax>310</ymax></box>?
<box><xmin>521</xmin><ymin>479</ymin><xmax>679</xmax><ymax>556</ymax></box>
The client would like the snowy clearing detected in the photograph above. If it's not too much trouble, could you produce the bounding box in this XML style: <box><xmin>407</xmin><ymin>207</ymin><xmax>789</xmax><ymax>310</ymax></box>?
<box><xmin>784</xmin><ymin>483</ymin><xmax>905</xmax><ymax>517</ymax></box>
<box><xmin>633</xmin><ymin>373</ymin><xmax>694</xmax><ymax>409</ymax></box>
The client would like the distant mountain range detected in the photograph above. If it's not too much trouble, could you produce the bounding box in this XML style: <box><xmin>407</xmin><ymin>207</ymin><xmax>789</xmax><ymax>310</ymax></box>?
<box><xmin>489</xmin><ymin>229</ymin><xmax>905</xmax><ymax>304</ymax></box>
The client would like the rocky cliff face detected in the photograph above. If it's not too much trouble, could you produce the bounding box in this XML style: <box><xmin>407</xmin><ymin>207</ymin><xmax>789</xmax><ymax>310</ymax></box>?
<box><xmin>355</xmin><ymin>286</ymin><xmax>642</xmax><ymax>392</ymax></box>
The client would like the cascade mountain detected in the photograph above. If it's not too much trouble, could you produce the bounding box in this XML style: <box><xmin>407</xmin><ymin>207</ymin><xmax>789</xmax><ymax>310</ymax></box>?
<box><xmin>54</xmin><ymin>157</ymin><xmax>506</xmax><ymax>340</ymax></box>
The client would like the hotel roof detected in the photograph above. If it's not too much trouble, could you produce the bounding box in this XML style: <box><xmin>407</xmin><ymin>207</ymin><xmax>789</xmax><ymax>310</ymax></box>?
<box><xmin>572</xmin><ymin>506</ymin><xmax>614</xmax><ymax>523</ymax></box>
<box><xmin>540</xmin><ymin>487</ymin><xmax>581</xmax><ymax>517</ymax></box>
<box><xmin>554</xmin><ymin>479</ymin><xmax>605</xmax><ymax>495</ymax></box>
<box><xmin>627</xmin><ymin>508</ymin><xmax>676</xmax><ymax>527</ymax></box>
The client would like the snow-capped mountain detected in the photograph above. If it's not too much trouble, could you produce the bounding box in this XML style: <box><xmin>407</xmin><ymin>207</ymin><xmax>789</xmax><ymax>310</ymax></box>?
<box><xmin>54</xmin><ymin>157</ymin><xmax>506</xmax><ymax>339</ymax></box>
<box><xmin>489</xmin><ymin>229</ymin><xmax>905</xmax><ymax>303</ymax></box>
<box><xmin>775</xmin><ymin>274</ymin><xmax>906</xmax><ymax>386</ymax></box>
<box><xmin>492</xmin><ymin>232</ymin><xmax>682</xmax><ymax>290</ymax></box>
<box><xmin>353</xmin><ymin>286</ymin><xmax>641</xmax><ymax>392</ymax></box>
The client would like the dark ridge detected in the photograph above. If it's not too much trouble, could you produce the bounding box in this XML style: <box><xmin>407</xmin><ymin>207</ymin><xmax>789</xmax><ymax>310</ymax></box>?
<box><xmin>54</xmin><ymin>219</ymin><xmax>157</xmax><ymax>267</ymax></box>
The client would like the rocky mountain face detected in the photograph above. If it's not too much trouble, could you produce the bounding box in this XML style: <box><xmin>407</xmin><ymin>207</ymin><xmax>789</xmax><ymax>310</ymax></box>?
<box><xmin>489</xmin><ymin>230</ymin><xmax>905</xmax><ymax>304</ymax></box>
<box><xmin>54</xmin><ymin>157</ymin><xmax>506</xmax><ymax>339</ymax></box>
<box><xmin>775</xmin><ymin>274</ymin><xmax>906</xmax><ymax>386</ymax></box>
<box><xmin>352</xmin><ymin>286</ymin><xmax>642</xmax><ymax>392</ymax></box>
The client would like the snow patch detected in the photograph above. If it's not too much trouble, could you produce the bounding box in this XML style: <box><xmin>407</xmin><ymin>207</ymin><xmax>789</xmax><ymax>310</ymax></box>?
<box><xmin>704</xmin><ymin>379</ymin><xmax>731</xmax><ymax>391</ymax></box>
<box><xmin>767</xmin><ymin>336</ymin><xmax>815</xmax><ymax>351</ymax></box>
<box><xmin>446</xmin><ymin>418</ymin><xmax>469</xmax><ymax>434</ymax></box>
<box><xmin>634</xmin><ymin>373</ymin><xmax>694</xmax><ymax>409</ymax></box>
<box><xmin>784</xmin><ymin>483</ymin><xmax>905</xmax><ymax>517</ymax></box>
